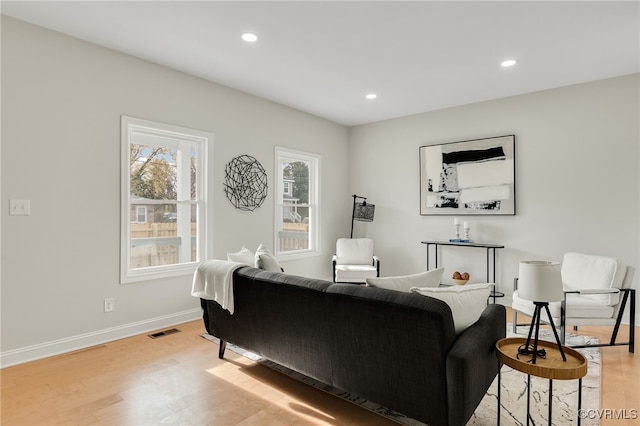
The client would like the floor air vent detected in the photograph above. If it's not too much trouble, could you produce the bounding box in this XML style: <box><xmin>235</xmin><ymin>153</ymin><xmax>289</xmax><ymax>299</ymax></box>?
<box><xmin>148</xmin><ymin>328</ymin><xmax>181</xmax><ymax>339</ymax></box>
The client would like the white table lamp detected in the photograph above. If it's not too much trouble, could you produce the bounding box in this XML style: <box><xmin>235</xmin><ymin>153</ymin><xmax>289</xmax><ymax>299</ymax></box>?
<box><xmin>519</xmin><ymin>260</ymin><xmax>563</xmax><ymax>302</ymax></box>
<box><xmin>517</xmin><ymin>260</ymin><xmax>567</xmax><ymax>363</ymax></box>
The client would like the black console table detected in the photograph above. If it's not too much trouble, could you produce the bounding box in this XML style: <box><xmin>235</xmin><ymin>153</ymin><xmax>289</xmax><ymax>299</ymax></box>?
<box><xmin>421</xmin><ymin>240</ymin><xmax>505</xmax><ymax>302</ymax></box>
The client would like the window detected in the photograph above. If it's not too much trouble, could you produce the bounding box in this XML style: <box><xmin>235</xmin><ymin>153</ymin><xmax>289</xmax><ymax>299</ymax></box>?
<box><xmin>283</xmin><ymin>181</ymin><xmax>292</xmax><ymax>196</ymax></box>
<box><xmin>121</xmin><ymin>116</ymin><xmax>211</xmax><ymax>283</ymax></box>
<box><xmin>275</xmin><ymin>147</ymin><xmax>320</xmax><ymax>258</ymax></box>
<box><xmin>134</xmin><ymin>206</ymin><xmax>147</xmax><ymax>223</ymax></box>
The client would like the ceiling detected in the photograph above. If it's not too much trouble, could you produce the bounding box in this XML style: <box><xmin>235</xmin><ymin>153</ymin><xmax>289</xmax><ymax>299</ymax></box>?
<box><xmin>2</xmin><ymin>1</ymin><xmax>639</xmax><ymax>126</ymax></box>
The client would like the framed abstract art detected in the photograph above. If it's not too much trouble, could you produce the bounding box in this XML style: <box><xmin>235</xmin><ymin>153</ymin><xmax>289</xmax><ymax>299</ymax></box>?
<box><xmin>419</xmin><ymin>135</ymin><xmax>515</xmax><ymax>215</ymax></box>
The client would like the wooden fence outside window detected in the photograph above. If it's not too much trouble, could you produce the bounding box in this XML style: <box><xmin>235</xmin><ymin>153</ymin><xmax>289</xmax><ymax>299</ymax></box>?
<box><xmin>129</xmin><ymin>223</ymin><xmax>310</xmax><ymax>267</ymax></box>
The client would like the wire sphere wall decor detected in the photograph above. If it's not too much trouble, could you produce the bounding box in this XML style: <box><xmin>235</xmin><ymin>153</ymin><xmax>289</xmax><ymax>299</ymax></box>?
<box><xmin>224</xmin><ymin>154</ymin><xmax>268</xmax><ymax>211</ymax></box>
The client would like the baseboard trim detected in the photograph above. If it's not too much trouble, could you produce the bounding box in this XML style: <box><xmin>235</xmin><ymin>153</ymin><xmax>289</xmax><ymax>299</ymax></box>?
<box><xmin>0</xmin><ymin>308</ymin><xmax>202</xmax><ymax>368</ymax></box>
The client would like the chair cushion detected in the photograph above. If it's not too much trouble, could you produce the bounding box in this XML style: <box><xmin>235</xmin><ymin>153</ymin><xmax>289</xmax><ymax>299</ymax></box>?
<box><xmin>411</xmin><ymin>283</ymin><xmax>492</xmax><ymax>334</ymax></box>
<box><xmin>335</xmin><ymin>238</ymin><xmax>374</xmax><ymax>265</ymax></box>
<box><xmin>562</xmin><ymin>252</ymin><xmax>626</xmax><ymax>306</ymax></box>
<box><xmin>512</xmin><ymin>290</ymin><xmax>614</xmax><ymax>322</ymax></box>
<box><xmin>335</xmin><ymin>264</ymin><xmax>378</xmax><ymax>283</ymax></box>
<box><xmin>365</xmin><ymin>268</ymin><xmax>444</xmax><ymax>292</ymax></box>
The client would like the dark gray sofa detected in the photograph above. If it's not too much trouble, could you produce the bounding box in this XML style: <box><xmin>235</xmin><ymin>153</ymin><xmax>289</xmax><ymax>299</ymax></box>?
<box><xmin>199</xmin><ymin>266</ymin><xmax>506</xmax><ymax>426</ymax></box>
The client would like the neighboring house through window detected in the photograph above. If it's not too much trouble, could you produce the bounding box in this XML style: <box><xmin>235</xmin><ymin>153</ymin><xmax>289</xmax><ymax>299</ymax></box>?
<box><xmin>121</xmin><ymin>116</ymin><xmax>211</xmax><ymax>283</ymax></box>
<box><xmin>275</xmin><ymin>147</ymin><xmax>320</xmax><ymax>258</ymax></box>
<box><xmin>283</xmin><ymin>180</ymin><xmax>293</xmax><ymax>197</ymax></box>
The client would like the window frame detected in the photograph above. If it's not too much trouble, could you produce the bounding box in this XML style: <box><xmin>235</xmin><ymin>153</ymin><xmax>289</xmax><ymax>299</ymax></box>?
<box><xmin>274</xmin><ymin>146</ymin><xmax>321</xmax><ymax>260</ymax></box>
<box><xmin>121</xmin><ymin>116</ymin><xmax>211</xmax><ymax>283</ymax></box>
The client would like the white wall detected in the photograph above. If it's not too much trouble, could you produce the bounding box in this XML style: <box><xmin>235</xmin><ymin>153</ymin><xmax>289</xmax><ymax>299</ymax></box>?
<box><xmin>0</xmin><ymin>17</ymin><xmax>350</xmax><ymax>365</ymax></box>
<box><xmin>349</xmin><ymin>74</ymin><xmax>640</xmax><ymax>326</ymax></box>
<box><xmin>2</xmin><ymin>16</ymin><xmax>638</xmax><ymax>366</ymax></box>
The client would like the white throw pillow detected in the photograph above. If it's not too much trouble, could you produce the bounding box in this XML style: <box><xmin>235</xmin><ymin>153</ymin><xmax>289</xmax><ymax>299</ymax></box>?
<box><xmin>226</xmin><ymin>246</ymin><xmax>255</xmax><ymax>265</ymax></box>
<box><xmin>366</xmin><ymin>268</ymin><xmax>444</xmax><ymax>292</ymax></box>
<box><xmin>255</xmin><ymin>243</ymin><xmax>282</xmax><ymax>272</ymax></box>
<box><xmin>410</xmin><ymin>283</ymin><xmax>493</xmax><ymax>334</ymax></box>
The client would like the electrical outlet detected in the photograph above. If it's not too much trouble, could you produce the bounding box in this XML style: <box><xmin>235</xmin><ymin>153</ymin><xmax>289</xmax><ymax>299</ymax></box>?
<box><xmin>104</xmin><ymin>298</ymin><xmax>114</xmax><ymax>313</ymax></box>
<box><xmin>9</xmin><ymin>199</ymin><xmax>30</xmax><ymax>216</ymax></box>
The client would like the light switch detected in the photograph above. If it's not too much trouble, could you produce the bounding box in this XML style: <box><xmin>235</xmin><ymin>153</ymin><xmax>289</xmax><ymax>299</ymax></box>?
<box><xmin>9</xmin><ymin>199</ymin><xmax>30</xmax><ymax>216</ymax></box>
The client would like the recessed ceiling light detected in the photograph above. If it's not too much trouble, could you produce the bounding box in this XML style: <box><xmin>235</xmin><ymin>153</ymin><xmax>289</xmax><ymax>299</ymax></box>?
<box><xmin>365</xmin><ymin>93</ymin><xmax>377</xmax><ymax>100</ymax></box>
<box><xmin>501</xmin><ymin>59</ymin><xmax>518</xmax><ymax>68</ymax></box>
<box><xmin>242</xmin><ymin>33</ymin><xmax>258</xmax><ymax>42</ymax></box>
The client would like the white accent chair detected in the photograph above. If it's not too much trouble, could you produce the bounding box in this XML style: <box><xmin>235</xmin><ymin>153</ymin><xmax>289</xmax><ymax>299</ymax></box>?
<box><xmin>332</xmin><ymin>238</ymin><xmax>380</xmax><ymax>284</ymax></box>
<box><xmin>512</xmin><ymin>252</ymin><xmax>636</xmax><ymax>352</ymax></box>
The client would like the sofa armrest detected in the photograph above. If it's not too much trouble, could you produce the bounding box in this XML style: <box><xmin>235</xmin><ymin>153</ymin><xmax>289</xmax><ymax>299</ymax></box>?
<box><xmin>446</xmin><ymin>303</ymin><xmax>506</xmax><ymax>426</ymax></box>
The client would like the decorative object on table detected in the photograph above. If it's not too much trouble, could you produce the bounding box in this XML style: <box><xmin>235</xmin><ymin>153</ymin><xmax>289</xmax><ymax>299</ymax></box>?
<box><xmin>516</xmin><ymin>260</ymin><xmax>567</xmax><ymax>364</ymax></box>
<box><xmin>449</xmin><ymin>217</ymin><xmax>471</xmax><ymax>243</ymax></box>
<box><xmin>419</xmin><ymin>135</ymin><xmax>515</xmax><ymax>216</ymax></box>
<box><xmin>350</xmin><ymin>194</ymin><xmax>375</xmax><ymax>238</ymax></box>
<box><xmin>463</xmin><ymin>221</ymin><xmax>471</xmax><ymax>241</ymax></box>
<box><xmin>223</xmin><ymin>154</ymin><xmax>268</xmax><ymax>211</ymax></box>
<box><xmin>452</xmin><ymin>271</ymin><xmax>469</xmax><ymax>285</ymax></box>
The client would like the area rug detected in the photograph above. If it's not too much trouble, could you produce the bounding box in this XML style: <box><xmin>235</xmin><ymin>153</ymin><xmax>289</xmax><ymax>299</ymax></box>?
<box><xmin>202</xmin><ymin>326</ymin><xmax>600</xmax><ymax>426</ymax></box>
<box><xmin>468</xmin><ymin>325</ymin><xmax>601</xmax><ymax>426</ymax></box>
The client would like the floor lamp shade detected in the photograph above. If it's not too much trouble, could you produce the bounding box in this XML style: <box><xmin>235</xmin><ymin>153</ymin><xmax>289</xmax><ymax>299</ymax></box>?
<box><xmin>350</xmin><ymin>194</ymin><xmax>375</xmax><ymax>238</ymax></box>
<box><xmin>518</xmin><ymin>260</ymin><xmax>563</xmax><ymax>302</ymax></box>
<box><xmin>353</xmin><ymin>202</ymin><xmax>375</xmax><ymax>222</ymax></box>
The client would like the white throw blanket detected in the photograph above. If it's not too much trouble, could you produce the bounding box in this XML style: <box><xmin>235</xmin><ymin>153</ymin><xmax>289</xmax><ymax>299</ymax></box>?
<box><xmin>191</xmin><ymin>260</ymin><xmax>245</xmax><ymax>314</ymax></box>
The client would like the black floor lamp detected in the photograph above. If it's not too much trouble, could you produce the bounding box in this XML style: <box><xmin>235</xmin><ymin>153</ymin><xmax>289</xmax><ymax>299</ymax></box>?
<box><xmin>350</xmin><ymin>194</ymin><xmax>375</xmax><ymax>238</ymax></box>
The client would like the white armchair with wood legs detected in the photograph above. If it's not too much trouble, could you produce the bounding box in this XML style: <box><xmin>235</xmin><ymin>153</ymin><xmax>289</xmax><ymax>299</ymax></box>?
<box><xmin>332</xmin><ymin>238</ymin><xmax>380</xmax><ymax>284</ymax></box>
<box><xmin>512</xmin><ymin>252</ymin><xmax>636</xmax><ymax>353</ymax></box>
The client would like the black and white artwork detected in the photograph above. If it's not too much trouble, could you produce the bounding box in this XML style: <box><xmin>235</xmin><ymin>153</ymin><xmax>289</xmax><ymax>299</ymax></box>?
<box><xmin>224</xmin><ymin>154</ymin><xmax>268</xmax><ymax>211</ymax></box>
<box><xmin>420</xmin><ymin>135</ymin><xmax>515</xmax><ymax>215</ymax></box>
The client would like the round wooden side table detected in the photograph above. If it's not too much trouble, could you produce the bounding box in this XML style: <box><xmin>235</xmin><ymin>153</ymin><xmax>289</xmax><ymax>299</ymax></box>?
<box><xmin>495</xmin><ymin>337</ymin><xmax>588</xmax><ymax>426</ymax></box>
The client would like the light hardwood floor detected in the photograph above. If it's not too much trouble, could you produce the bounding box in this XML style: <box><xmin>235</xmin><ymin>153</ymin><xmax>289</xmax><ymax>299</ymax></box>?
<box><xmin>1</xmin><ymin>309</ymin><xmax>638</xmax><ymax>425</ymax></box>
